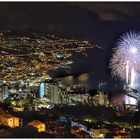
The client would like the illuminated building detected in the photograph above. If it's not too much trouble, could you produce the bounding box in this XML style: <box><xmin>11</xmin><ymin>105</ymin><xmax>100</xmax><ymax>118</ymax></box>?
<box><xmin>92</xmin><ymin>128</ymin><xmax>108</xmax><ymax>138</ymax></box>
<box><xmin>98</xmin><ymin>91</ymin><xmax>107</xmax><ymax>106</ymax></box>
<box><xmin>0</xmin><ymin>114</ymin><xmax>20</xmax><ymax>127</ymax></box>
<box><xmin>69</xmin><ymin>94</ymin><xmax>89</xmax><ymax>104</ymax></box>
<box><xmin>114</xmin><ymin>135</ymin><xmax>131</xmax><ymax>139</ymax></box>
<box><xmin>39</xmin><ymin>82</ymin><xmax>45</xmax><ymax>98</ymax></box>
<box><xmin>28</xmin><ymin>120</ymin><xmax>46</xmax><ymax>132</ymax></box>
<box><xmin>67</xmin><ymin>84</ymin><xmax>87</xmax><ymax>93</ymax></box>
<box><xmin>0</xmin><ymin>83</ymin><xmax>9</xmax><ymax>101</ymax></box>
<box><xmin>44</xmin><ymin>79</ymin><xmax>68</xmax><ymax>105</ymax></box>
<box><xmin>13</xmin><ymin>107</ymin><xmax>24</xmax><ymax>112</ymax></box>
<box><xmin>87</xmin><ymin>90</ymin><xmax>109</xmax><ymax>106</ymax></box>
<box><xmin>68</xmin><ymin>89</ymin><xmax>109</xmax><ymax>106</ymax></box>
<box><xmin>113</xmin><ymin>129</ymin><xmax>131</xmax><ymax>139</ymax></box>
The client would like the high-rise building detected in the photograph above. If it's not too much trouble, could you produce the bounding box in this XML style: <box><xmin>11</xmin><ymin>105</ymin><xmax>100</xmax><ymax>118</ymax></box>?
<box><xmin>39</xmin><ymin>82</ymin><xmax>45</xmax><ymax>98</ymax></box>
<box><xmin>38</xmin><ymin>79</ymin><xmax>70</xmax><ymax>105</ymax></box>
<box><xmin>98</xmin><ymin>91</ymin><xmax>105</xmax><ymax>105</ymax></box>
<box><xmin>98</xmin><ymin>91</ymin><xmax>109</xmax><ymax>106</ymax></box>
<box><xmin>44</xmin><ymin>79</ymin><xmax>62</xmax><ymax>105</ymax></box>
<box><xmin>0</xmin><ymin>83</ymin><xmax>9</xmax><ymax>101</ymax></box>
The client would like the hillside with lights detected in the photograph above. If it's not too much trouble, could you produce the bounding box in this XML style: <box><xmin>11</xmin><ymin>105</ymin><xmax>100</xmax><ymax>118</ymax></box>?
<box><xmin>0</xmin><ymin>30</ymin><xmax>95</xmax><ymax>82</ymax></box>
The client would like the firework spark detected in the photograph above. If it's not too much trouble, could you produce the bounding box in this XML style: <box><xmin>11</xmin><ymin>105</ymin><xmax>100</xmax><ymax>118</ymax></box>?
<box><xmin>110</xmin><ymin>31</ymin><xmax>140</xmax><ymax>82</ymax></box>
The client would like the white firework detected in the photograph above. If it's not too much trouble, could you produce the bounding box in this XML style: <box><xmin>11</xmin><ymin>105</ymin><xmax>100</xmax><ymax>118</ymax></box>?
<box><xmin>110</xmin><ymin>31</ymin><xmax>140</xmax><ymax>81</ymax></box>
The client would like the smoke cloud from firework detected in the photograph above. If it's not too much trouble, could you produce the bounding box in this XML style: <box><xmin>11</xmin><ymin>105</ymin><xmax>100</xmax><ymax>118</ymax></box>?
<box><xmin>110</xmin><ymin>31</ymin><xmax>140</xmax><ymax>81</ymax></box>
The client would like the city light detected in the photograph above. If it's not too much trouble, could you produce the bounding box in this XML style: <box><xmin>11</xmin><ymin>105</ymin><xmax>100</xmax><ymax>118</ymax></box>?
<box><xmin>0</xmin><ymin>30</ymin><xmax>95</xmax><ymax>82</ymax></box>
<box><xmin>0</xmin><ymin>1</ymin><xmax>140</xmax><ymax>138</ymax></box>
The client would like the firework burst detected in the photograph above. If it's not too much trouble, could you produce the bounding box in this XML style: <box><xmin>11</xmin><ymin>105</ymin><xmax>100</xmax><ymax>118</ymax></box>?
<box><xmin>110</xmin><ymin>31</ymin><xmax>140</xmax><ymax>81</ymax></box>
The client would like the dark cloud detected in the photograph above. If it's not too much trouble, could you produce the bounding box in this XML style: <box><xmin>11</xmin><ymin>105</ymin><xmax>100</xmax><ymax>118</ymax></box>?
<box><xmin>71</xmin><ymin>3</ymin><xmax>140</xmax><ymax>20</ymax></box>
<box><xmin>0</xmin><ymin>3</ymin><xmax>99</xmax><ymax>33</ymax></box>
<box><xmin>0</xmin><ymin>2</ymin><xmax>139</xmax><ymax>32</ymax></box>
<box><xmin>0</xmin><ymin>2</ymin><xmax>140</xmax><ymax>25</ymax></box>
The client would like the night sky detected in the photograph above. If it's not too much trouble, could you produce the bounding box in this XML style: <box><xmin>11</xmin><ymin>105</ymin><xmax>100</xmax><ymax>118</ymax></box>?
<box><xmin>1</xmin><ymin>2</ymin><xmax>140</xmax><ymax>91</ymax></box>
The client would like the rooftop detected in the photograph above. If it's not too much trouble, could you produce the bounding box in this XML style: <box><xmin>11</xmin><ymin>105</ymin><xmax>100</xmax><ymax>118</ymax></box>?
<box><xmin>28</xmin><ymin>120</ymin><xmax>45</xmax><ymax>126</ymax></box>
